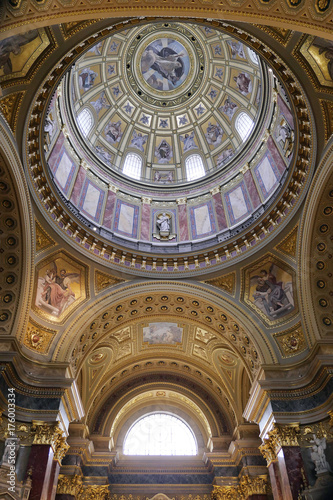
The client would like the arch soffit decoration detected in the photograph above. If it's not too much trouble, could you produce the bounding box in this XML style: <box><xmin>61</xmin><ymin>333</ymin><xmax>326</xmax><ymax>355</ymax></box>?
<box><xmin>88</xmin><ymin>372</ymin><xmax>235</xmax><ymax>439</ymax></box>
<box><xmin>299</xmin><ymin>137</ymin><xmax>333</xmax><ymax>341</ymax></box>
<box><xmin>1</xmin><ymin>3</ymin><xmax>333</xmax><ymax>39</ymax></box>
<box><xmin>0</xmin><ymin>116</ymin><xmax>34</xmax><ymax>338</ymax></box>
<box><xmin>53</xmin><ymin>281</ymin><xmax>272</xmax><ymax>366</ymax></box>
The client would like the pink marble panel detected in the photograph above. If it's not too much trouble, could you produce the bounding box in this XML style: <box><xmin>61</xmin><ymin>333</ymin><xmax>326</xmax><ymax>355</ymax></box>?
<box><xmin>47</xmin><ymin>133</ymin><xmax>65</xmax><ymax>172</ymax></box>
<box><xmin>103</xmin><ymin>191</ymin><xmax>116</xmax><ymax>229</ymax></box>
<box><xmin>278</xmin><ymin>94</ymin><xmax>294</xmax><ymax>127</ymax></box>
<box><xmin>213</xmin><ymin>193</ymin><xmax>227</xmax><ymax>230</ymax></box>
<box><xmin>178</xmin><ymin>204</ymin><xmax>189</xmax><ymax>241</ymax></box>
<box><xmin>141</xmin><ymin>203</ymin><xmax>151</xmax><ymax>241</ymax></box>
<box><xmin>244</xmin><ymin>170</ymin><xmax>261</xmax><ymax>209</ymax></box>
<box><xmin>70</xmin><ymin>166</ymin><xmax>86</xmax><ymax>205</ymax></box>
<box><xmin>267</xmin><ymin>137</ymin><xmax>286</xmax><ymax>176</ymax></box>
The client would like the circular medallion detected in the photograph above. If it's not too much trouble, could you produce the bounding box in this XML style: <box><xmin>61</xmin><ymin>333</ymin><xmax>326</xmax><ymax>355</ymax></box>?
<box><xmin>126</xmin><ymin>23</ymin><xmax>204</xmax><ymax>107</ymax></box>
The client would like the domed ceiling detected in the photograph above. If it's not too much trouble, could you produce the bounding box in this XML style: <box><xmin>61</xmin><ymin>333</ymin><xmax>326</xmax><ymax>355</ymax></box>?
<box><xmin>67</xmin><ymin>22</ymin><xmax>263</xmax><ymax>184</ymax></box>
<box><xmin>36</xmin><ymin>19</ymin><xmax>309</xmax><ymax>276</ymax></box>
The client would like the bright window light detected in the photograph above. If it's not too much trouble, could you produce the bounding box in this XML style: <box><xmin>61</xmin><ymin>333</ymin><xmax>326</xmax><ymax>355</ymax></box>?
<box><xmin>247</xmin><ymin>47</ymin><xmax>259</xmax><ymax>65</ymax></box>
<box><xmin>185</xmin><ymin>154</ymin><xmax>205</xmax><ymax>181</ymax></box>
<box><xmin>235</xmin><ymin>112</ymin><xmax>254</xmax><ymax>141</ymax></box>
<box><xmin>123</xmin><ymin>413</ymin><xmax>197</xmax><ymax>455</ymax></box>
<box><xmin>123</xmin><ymin>153</ymin><xmax>142</xmax><ymax>180</ymax></box>
<box><xmin>77</xmin><ymin>108</ymin><xmax>93</xmax><ymax>137</ymax></box>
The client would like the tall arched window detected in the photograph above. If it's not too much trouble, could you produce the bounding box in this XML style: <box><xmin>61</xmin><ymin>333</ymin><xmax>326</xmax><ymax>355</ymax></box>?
<box><xmin>185</xmin><ymin>154</ymin><xmax>205</xmax><ymax>181</ymax></box>
<box><xmin>235</xmin><ymin>112</ymin><xmax>254</xmax><ymax>141</ymax></box>
<box><xmin>123</xmin><ymin>153</ymin><xmax>142</xmax><ymax>180</ymax></box>
<box><xmin>77</xmin><ymin>108</ymin><xmax>93</xmax><ymax>137</ymax></box>
<box><xmin>123</xmin><ymin>413</ymin><xmax>197</xmax><ymax>455</ymax></box>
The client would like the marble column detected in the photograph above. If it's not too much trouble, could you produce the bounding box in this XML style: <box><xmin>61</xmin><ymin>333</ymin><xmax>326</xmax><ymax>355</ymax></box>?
<box><xmin>260</xmin><ymin>423</ymin><xmax>307</xmax><ymax>500</ymax></box>
<box><xmin>177</xmin><ymin>197</ymin><xmax>189</xmax><ymax>241</ymax></box>
<box><xmin>26</xmin><ymin>422</ymin><xmax>69</xmax><ymax>500</ymax></box>
<box><xmin>210</xmin><ymin>186</ymin><xmax>227</xmax><ymax>231</ymax></box>
<box><xmin>141</xmin><ymin>196</ymin><xmax>152</xmax><ymax>240</ymax></box>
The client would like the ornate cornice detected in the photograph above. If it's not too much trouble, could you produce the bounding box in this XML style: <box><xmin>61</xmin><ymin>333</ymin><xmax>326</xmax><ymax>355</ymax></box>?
<box><xmin>212</xmin><ymin>475</ymin><xmax>268</xmax><ymax>499</ymax></box>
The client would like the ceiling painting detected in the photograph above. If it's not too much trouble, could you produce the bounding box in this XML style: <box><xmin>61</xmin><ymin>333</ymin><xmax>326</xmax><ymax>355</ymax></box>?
<box><xmin>33</xmin><ymin>251</ymin><xmax>88</xmax><ymax>323</ymax></box>
<box><xmin>0</xmin><ymin>28</ymin><xmax>51</xmax><ymax>84</ymax></box>
<box><xmin>242</xmin><ymin>255</ymin><xmax>297</xmax><ymax>326</ymax></box>
<box><xmin>143</xmin><ymin>322</ymin><xmax>183</xmax><ymax>345</ymax></box>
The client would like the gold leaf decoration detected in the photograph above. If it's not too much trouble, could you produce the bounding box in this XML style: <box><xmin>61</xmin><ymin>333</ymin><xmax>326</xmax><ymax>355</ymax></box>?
<box><xmin>320</xmin><ymin>100</ymin><xmax>333</xmax><ymax>141</ymax></box>
<box><xmin>95</xmin><ymin>270</ymin><xmax>125</xmax><ymax>293</ymax></box>
<box><xmin>274</xmin><ymin>322</ymin><xmax>307</xmax><ymax>358</ymax></box>
<box><xmin>35</xmin><ymin>220</ymin><xmax>55</xmax><ymax>252</ymax></box>
<box><xmin>275</xmin><ymin>225</ymin><xmax>298</xmax><ymax>259</ymax></box>
<box><xmin>0</xmin><ymin>91</ymin><xmax>24</xmax><ymax>132</ymax></box>
<box><xmin>205</xmin><ymin>272</ymin><xmax>236</xmax><ymax>296</ymax></box>
<box><xmin>24</xmin><ymin>319</ymin><xmax>56</xmax><ymax>354</ymax></box>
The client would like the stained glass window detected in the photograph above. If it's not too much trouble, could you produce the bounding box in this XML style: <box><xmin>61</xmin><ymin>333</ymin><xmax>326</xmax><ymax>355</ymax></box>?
<box><xmin>123</xmin><ymin>413</ymin><xmax>197</xmax><ymax>455</ymax></box>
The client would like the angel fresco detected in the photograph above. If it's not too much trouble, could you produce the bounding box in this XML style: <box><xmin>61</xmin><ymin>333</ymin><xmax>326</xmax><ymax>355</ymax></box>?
<box><xmin>155</xmin><ymin>139</ymin><xmax>173</xmax><ymax>163</ymax></box>
<box><xmin>180</xmin><ymin>132</ymin><xmax>198</xmax><ymax>152</ymax></box>
<box><xmin>205</xmin><ymin>122</ymin><xmax>224</xmax><ymax>146</ymax></box>
<box><xmin>0</xmin><ymin>30</ymin><xmax>39</xmax><ymax>75</ymax></box>
<box><xmin>227</xmin><ymin>40</ymin><xmax>246</xmax><ymax>59</ymax></box>
<box><xmin>219</xmin><ymin>97</ymin><xmax>238</xmax><ymax>120</ymax></box>
<box><xmin>35</xmin><ymin>262</ymin><xmax>80</xmax><ymax>317</ymax></box>
<box><xmin>130</xmin><ymin>130</ymin><xmax>148</xmax><ymax>152</ymax></box>
<box><xmin>91</xmin><ymin>92</ymin><xmax>110</xmax><ymax>115</ymax></box>
<box><xmin>250</xmin><ymin>264</ymin><xmax>294</xmax><ymax>318</ymax></box>
<box><xmin>105</xmin><ymin>120</ymin><xmax>122</xmax><ymax>144</ymax></box>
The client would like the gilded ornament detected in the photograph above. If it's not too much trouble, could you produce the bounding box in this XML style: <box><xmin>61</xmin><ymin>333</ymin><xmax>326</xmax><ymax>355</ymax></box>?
<box><xmin>275</xmin><ymin>225</ymin><xmax>298</xmax><ymax>259</ymax></box>
<box><xmin>95</xmin><ymin>270</ymin><xmax>125</xmax><ymax>292</ymax></box>
<box><xmin>265</xmin><ymin>423</ymin><xmax>300</xmax><ymax>455</ymax></box>
<box><xmin>24</xmin><ymin>321</ymin><xmax>56</xmax><ymax>354</ymax></box>
<box><xmin>31</xmin><ymin>422</ymin><xmax>69</xmax><ymax>464</ymax></box>
<box><xmin>205</xmin><ymin>272</ymin><xmax>236</xmax><ymax>296</ymax></box>
<box><xmin>238</xmin><ymin>475</ymin><xmax>268</xmax><ymax>496</ymax></box>
<box><xmin>35</xmin><ymin>221</ymin><xmax>55</xmax><ymax>252</ymax></box>
<box><xmin>274</xmin><ymin>323</ymin><xmax>306</xmax><ymax>358</ymax></box>
<box><xmin>78</xmin><ymin>485</ymin><xmax>110</xmax><ymax>499</ymax></box>
<box><xmin>57</xmin><ymin>474</ymin><xmax>83</xmax><ymax>496</ymax></box>
<box><xmin>211</xmin><ymin>485</ymin><xmax>238</xmax><ymax>500</ymax></box>
<box><xmin>0</xmin><ymin>92</ymin><xmax>24</xmax><ymax>132</ymax></box>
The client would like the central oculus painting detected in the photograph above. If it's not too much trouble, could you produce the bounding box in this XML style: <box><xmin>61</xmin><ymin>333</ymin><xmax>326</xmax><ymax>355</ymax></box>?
<box><xmin>143</xmin><ymin>322</ymin><xmax>183</xmax><ymax>344</ymax></box>
<box><xmin>140</xmin><ymin>38</ymin><xmax>190</xmax><ymax>91</ymax></box>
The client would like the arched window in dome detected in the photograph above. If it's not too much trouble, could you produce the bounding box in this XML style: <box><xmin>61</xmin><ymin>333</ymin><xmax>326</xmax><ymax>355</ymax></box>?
<box><xmin>123</xmin><ymin>153</ymin><xmax>142</xmax><ymax>180</ymax></box>
<box><xmin>77</xmin><ymin>108</ymin><xmax>93</xmax><ymax>137</ymax></box>
<box><xmin>185</xmin><ymin>154</ymin><xmax>205</xmax><ymax>181</ymax></box>
<box><xmin>123</xmin><ymin>413</ymin><xmax>197</xmax><ymax>456</ymax></box>
<box><xmin>235</xmin><ymin>112</ymin><xmax>254</xmax><ymax>141</ymax></box>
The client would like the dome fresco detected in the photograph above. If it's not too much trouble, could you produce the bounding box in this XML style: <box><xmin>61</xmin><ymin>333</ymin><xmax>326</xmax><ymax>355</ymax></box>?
<box><xmin>67</xmin><ymin>22</ymin><xmax>264</xmax><ymax>184</ymax></box>
<box><xmin>43</xmin><ymin>20</ymin><xmax>297</xmax><ymax>263</ymax></box>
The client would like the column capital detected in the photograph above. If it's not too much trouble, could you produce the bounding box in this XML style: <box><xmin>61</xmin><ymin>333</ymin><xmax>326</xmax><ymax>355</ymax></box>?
<box><xmin>176</xmin><ymin>197</ymin><xmax>187</xmax><ymax>205</ymax></box>
<box><xmin>239</xmin><ymin>475</ymin><xmax>268</xmax><ymax>497</ymax></box>
<box><xmin>259</xmin><ymin>441</ymin><xmax>277</xmax><ymax>466</ymax></box>
<box><xmin>31</xmin><ymin>421</ymin><xmax>69</xmax><ymax>463</ymax></box>
<box><xmin>210</xmin><ymin>185</ymin><xmax>220</xmax><ymax>196</ymax></box>
<box><xmin>260</xmin><ymin>422</ymin><xmax>300</xmax><ymax>464</ymax></box>
<box><xmin>108</xmin><ymin>184</ymin><xmax>119</xmax><ymax>193</ymax></box>
<box><xmin>212</xmin><ymin>485</ymin><xmax>238</xmax><ymax>500</ymax></box>
<box><xmin>56</xmin><ymin>474</ymin><xmax>82</xmax><ymax>496</ymax></box>
<box><xmin>141</xmin><ymin>196</ymin><xmax>152</xmax><ymax>204</ymax></box>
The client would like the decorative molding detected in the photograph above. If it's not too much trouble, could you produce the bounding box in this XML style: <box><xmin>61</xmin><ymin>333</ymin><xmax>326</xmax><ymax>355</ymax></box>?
<box><xmin>275</xmin><ymin>225</ymin><xmax>298</xmax><ymax>260</ymax></box>
<box><xmin>57</xmin><ymin>474</ymin><xmax>83</xmax><ymax>496</ymax></box>
<box><xmin>35</xmin><ymin>219</ymin><xmax>55</xmax><ymax>253</ymax></box>
<box><xmin>205</xmin><ymin>272</ymin><xmax>236</xmax><ymax>296</ymax></box>
<box><xmin>23</xmin><ymin>319</ymin><xmax>56</xmax><ymax>354</ymax></box>
<box><xmin>260</xmin><ymin>423</ymin><xmax>300</xmax><ymax>464</ymax></box>
<box><xmin>0</xmin><ymin>92</ymin><xmax>24</xmax><ymax>132</ymax></box>
<box><xmin>273</xmin><ymin>322</ymin><xmax>306</xmax><ymax>358</ymax></box>
<box><xmin>94</xmin><ymin>270</ymin><xmax>126</xmax><ymax>293</ymax></box>
<box><xmin>31</xmin><ymin>422</ymin><xmax>69</xmax><ymax>463</ymax></box>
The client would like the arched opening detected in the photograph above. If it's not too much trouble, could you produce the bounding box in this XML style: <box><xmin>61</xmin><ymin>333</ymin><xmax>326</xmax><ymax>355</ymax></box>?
<box><xmin>123</xmin><ymin>152</ymin><xmax>142</xmax><ymax>180</ymax></box>
<box><xmin>77</xmin><ymin>108</ymin><xmax>93</xmax><ymax>137</ymax></box>
<box><xmin>235</xmin><ymin>112</ymin><xmax>254</xmax><ymax>141</ymax></box>
<box><xmin>123</xmin><ymin>412</ymin><xmax>198</xmax><ymax>455</ymax></box>
<box><xmin>185</xmin><ymin>154</ymin><xmax>205</xmax><ymax>181</ymax></box>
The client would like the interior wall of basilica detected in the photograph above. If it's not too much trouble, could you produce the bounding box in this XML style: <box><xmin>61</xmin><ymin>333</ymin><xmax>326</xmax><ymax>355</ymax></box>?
<box><xmin>0</xmin><ymin>1</ymin><xmax>333</xmax><ymax>500</ymax></box>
